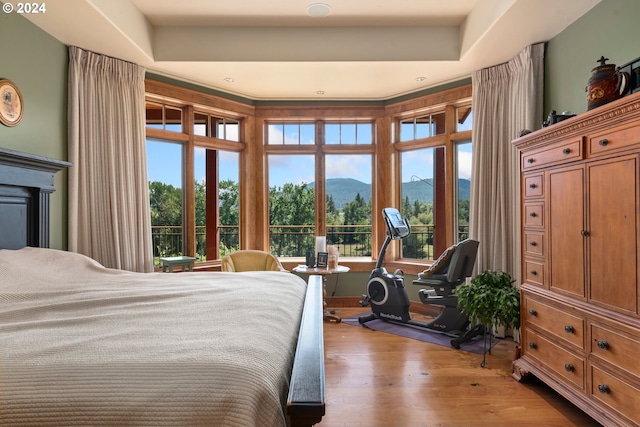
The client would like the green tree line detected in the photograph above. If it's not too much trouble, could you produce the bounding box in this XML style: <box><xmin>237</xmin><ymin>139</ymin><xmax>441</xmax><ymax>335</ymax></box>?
<box><xmin>149</xmin><ymin>180</ymin><xmax>469</xmax><ymax>258</ymax></box>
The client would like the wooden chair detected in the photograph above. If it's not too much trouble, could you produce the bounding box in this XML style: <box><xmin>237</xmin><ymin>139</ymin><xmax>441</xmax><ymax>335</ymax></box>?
<box><xmin>221</xmin><ymin>250</ymin><xmax>287</xmax><ymax>272</ymax></box>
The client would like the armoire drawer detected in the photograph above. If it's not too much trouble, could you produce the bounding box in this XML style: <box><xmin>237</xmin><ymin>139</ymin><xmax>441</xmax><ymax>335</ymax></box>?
<box><xmin>523</xmin><ymin>202</ymin><xmax>544</xmax><ymax>228</ymax></box>
<box><xmin>523</xmin><ymin>295</ymin><xmax>584</xmax><ymax>349</ymax></box>
<box><xmin>522</xmin><ymin>138</ymin><xmax>583</xmax><ymax>170</ymax></box>
<box><xmin>524</xmin><ymin>328</ymin><xmax>585</xmax><ymax>390</ymax></box>
<box><xmin>523</xmin><ymin>173</ymin><xmax>544</xmax><ymax>198</ymax></box>
<box><xmin>523</xmin><ymin>231</ymin><xmax>544</xmax><ymax>257</ymax></box>
<box><xmin>590</xmin><ymin>365</ymin><xmax>640</xmax><ymax>425</ymax></box>
<box><xmin>588</xmin><ymin>123</ymin><xmax>640</xmax><ymax>157</ymax></box>
<box><xmin>524</xmin><ymin>260</ymin><xmax>545</xmax><ymax>287</ymax></box>
<box><xmin>590</xmin><ymin>323</ymin><xmax>640</xmax><ymax>378</ymax></box>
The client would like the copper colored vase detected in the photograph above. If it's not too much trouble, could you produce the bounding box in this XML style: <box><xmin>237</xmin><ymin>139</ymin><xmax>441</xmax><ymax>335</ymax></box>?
<box><xmin>586</xmin><ymin>56</ymin><xmax>630</xmax><ymax>110</ymax></box>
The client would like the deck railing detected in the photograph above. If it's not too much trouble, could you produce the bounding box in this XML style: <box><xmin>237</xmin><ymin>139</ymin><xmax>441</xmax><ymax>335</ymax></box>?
<box><xmin>269</xmin><ymin>225</ymin><xmax>374</xmax><ymax>257</ymax></box>
<box><xmin>151</xmin><ymin>225</ymin><xmax>239</xmax><ymax>263</ymax></box>
<box><xmin>151</xmin><ymin>224</ymin><xmax>469</xmax><ymax>261</ymax></box>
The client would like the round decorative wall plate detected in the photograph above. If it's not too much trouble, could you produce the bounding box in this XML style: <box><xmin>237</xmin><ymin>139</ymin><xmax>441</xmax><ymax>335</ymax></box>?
<box><xmin>0</xmin><ymin>79</ymin><xmax>24</xmax><ymax>127</ymax></box>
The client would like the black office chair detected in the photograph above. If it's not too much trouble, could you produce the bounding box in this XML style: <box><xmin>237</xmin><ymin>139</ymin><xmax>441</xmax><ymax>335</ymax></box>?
<box><xmin>412</xmin><ymin>239</ymin><xmax>481</xmax><ymax>345</ymax></box>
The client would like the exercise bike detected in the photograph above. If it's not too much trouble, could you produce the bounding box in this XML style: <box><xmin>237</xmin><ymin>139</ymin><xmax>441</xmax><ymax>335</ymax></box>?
<box><xmin>358</xmin><ymin>207</ymin><xmax>483</xmax><ymax>348</ymax></box>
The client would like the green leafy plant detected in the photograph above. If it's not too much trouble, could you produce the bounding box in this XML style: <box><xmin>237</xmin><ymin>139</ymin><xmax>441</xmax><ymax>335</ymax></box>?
<box><xmin>455</xmin><ymin>269</ymin><xmax>520</xmax><ymax>331</ymax></box>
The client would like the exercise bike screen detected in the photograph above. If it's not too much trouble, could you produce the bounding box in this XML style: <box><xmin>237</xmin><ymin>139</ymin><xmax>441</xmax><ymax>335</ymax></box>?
<box><xmin>383</xmin><ymin>208</ymin><xmax>410</xmax><ymax>239</ymax></box>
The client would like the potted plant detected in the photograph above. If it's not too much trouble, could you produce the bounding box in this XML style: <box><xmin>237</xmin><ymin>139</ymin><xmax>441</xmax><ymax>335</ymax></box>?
<box><xmin>455</xmin><ymin>269</ymin><xmax>520</xmax><ymax>366</ymax></box>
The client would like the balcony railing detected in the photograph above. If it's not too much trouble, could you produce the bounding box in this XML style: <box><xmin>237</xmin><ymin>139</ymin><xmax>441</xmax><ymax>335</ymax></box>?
<box><xmin>402</xmin><ymin>225</ymin><xmax>469</xmax><ymax>259</ymax></box>
<box><xmin>269</xmin><ymin>225</ymin><xmax>373</xmax><ymax>258</ymax></box>
<box><xmin>152</xmin><ymin>226</ymin><xmax>183</xmax><ymax>260</ymax></box>
<box><xmin>151</xmin><ymin>225</ymin><xmax>239</xmax><ymax>264</ymax></box>
<box><xmin>151</xmin><ymin>224</ymin><xmax>469</xmax><ymax>262</ymax></box>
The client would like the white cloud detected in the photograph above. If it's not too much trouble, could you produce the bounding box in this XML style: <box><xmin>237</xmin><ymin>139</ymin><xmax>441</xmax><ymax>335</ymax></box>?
<box><xmin>325</xmin><ymin>155</ymin><xmax>371</xmax><ymax>183</ymax></box>
<box><xmin>457</xmin><ymin>151</ymin><xmax>472</xmax><ymax>180</ymax></box>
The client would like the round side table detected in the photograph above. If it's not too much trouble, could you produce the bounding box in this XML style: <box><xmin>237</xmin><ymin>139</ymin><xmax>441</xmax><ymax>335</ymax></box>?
<box><xmin>292</xmin><ymin>265</ymin><xmax>350</xmax><ymax>323</ymax></box>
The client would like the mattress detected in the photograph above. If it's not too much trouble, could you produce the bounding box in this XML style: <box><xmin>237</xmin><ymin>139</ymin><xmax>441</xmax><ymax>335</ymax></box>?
<box><xmin>0</xmin><ymin>247</ymin><xmax>307</xmax><ymax>426</ymax></box>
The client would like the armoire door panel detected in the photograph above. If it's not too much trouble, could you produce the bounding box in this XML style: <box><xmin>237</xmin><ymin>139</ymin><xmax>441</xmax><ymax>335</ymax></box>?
<box><xmin>549</xmin><ymin>166</ymin><xmax>586</xmax><ymax>297</ymax></box>
<box><xmin>587</xmin><ymin>155</ymin><xmax>639</xmax><ymax>315</ymax></box>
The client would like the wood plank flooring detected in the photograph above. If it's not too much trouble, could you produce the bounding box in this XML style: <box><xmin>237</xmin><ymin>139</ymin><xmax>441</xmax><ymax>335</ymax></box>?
<box><xmin>319</xmin><ymin>307</ymin><xmax>602</xmax><ymax>427</ymax></box>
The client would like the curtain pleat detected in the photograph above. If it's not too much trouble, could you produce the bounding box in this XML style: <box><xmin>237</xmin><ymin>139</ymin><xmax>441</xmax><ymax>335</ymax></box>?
<box><xmin>470</xmin><ymin>43</ymin><xmax>545</xmax><ymax>290</ymax></box>
<box><xmin>68</xmin><ymin>46</ymin><xmax>153</xmax><ymax>272</ymax></box>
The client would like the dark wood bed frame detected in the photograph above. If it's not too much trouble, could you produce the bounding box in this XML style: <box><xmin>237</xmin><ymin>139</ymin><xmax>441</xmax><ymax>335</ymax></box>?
<box><xmin>0</xmin><ymin>147</ymin><xmax>326</xmax><ymax>427</ymax></box>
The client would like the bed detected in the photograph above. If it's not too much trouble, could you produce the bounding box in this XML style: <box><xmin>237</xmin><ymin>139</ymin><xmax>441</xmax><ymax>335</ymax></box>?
<box><xmin>0</xmin><ymin>147</ymin><xmax>325</xmax><ymax>427</ymax></box>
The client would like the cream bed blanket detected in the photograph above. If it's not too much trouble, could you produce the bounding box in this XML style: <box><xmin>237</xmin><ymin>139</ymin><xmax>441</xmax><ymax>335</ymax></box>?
<box><xmin>0</xmin><ymin>248</ymin><xmax>307</xmax><ymax>426</ymax></box>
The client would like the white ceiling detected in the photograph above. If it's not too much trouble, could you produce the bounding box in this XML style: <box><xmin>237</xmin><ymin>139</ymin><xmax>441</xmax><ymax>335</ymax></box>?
<box><xmin>21</xmin><ymin>0</ymin><xmax>601</xmax><ymax>101</ymax></box>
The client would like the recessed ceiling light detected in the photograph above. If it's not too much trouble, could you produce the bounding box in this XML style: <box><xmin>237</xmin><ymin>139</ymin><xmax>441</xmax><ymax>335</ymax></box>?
<box><xmin>307</xmin><ymin>3</ymin><xmax>332</xmax><ymax>18</ymax></box>
<box><xmin>415</xmin><ymin>76</ymin><xmax>427</xmax><ymax>82</ymax></box>
<box><xmin>224</xmin><ymin>77</ymin><xmax>235</xmax><ymax>83</ymax></box>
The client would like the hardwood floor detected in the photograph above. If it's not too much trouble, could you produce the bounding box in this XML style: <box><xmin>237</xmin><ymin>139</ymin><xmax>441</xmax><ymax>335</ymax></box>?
<box><xmin>319</xmin><ymin>307</ymin><xmax>602</xmax><ymax>427</ymax></box>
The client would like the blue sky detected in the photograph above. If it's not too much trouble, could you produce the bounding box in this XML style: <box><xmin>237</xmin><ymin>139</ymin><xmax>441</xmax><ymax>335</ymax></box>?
<box><xmin>146</xmin><ymin>141</ymin><xmax>239</xmax><ymax>187</ymax></box>
<box><xmin>147</xmin><ymin>101</ymin><xmax>473</xmax><ymax>188</ymax></box>
<box><xmin>146</xmin><ymin>113</ymin><xmax>473</xmax><ymax>189</ymax></box>
<box><xmin>147</xmin><ymin>141</ymin><xmax>472</xmax><ymax>189</ymax></box>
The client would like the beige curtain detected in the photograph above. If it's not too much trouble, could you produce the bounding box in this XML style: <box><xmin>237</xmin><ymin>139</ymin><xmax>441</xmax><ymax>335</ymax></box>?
<box><xmin>68</xmin><ymin>46</ymin><xmax>153</xmax><ymax>272</ymax></box>
<box><xmin>469</xmin><ymin>43</ymin><xmax>545</xmax><ymax>283</ymax></box>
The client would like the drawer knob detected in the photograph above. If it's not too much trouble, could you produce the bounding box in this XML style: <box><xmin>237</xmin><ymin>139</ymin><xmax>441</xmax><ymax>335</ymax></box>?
<box><xmin>564</xmin><ymin>363</ymin><xmax>574</xmax><ymax>372</ymax></box>
<box><xmin>529</xmin><ymin>212</ymin><xmax>538</xmax><ymax>218</ymax></box>
<box><xmin>529</xmin><ymin>241</ymin><xmax>538</xmax><ymax>246</ymax></box>
<box><xmin>529</xmin><ymin>342</ymin><xmax>537</xmax><ymax>349</ymax></box>
<box><xmin>528</xmin><ymin>309</ymin><xmax>537</xmax><ymax>316</ymax></box>
<box><xmin>581</xmin><ymin>230</ymin><xmax>590</xmax><ymax>237</ymax></box>
<box><xmin>598</xmin><ymin>384</ymin><xmax>610</xmax><ymax>394</ymax></box>
<box><xmin>530</xmin><ymin>270</ymin><xmax>537</xmax><ymax>276</ymax></box>
<box><xmin>529</xmin><ymin>183</ymin><xmax>537</xmax><ymax>189</ymax></box>
<box><xmin>597</xmin><ymin>340</ymin><xmax>609</xmax><ymax>350</ymax></box>
<box><xmin>563</xmin><ymin>147</ymin><xmax>571</xmax><ymax>155</ymax></box>
<box><xmin>599</xmin><ymin>139</ymin><xmax>609</xmax><ymax>147</ymax></box>
<box><xmin>527</xmin><ymin>158</ymin><xmax>535</xmax><ymax>163</ymax></box>
<box><xmin>564</xmin><ymin>325</ymin><xmax>574</xmax><ymax>334</ymax></box>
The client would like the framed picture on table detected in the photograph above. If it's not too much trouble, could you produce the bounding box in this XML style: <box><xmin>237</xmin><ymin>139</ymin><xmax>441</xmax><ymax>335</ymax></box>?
<box><xmin>316</xmin><ymin>252</ymin><xmax>328</xmax><ymax>268</ymax></box>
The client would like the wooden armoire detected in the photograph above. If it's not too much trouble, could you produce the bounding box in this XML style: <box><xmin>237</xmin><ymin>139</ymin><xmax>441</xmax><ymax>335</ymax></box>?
<box><xmin>512</xmin><ymin>91</ymin><xmax>640</xmax><ymax>427</ymax></box>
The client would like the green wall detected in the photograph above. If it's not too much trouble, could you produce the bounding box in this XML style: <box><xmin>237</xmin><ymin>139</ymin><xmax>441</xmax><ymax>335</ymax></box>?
<box><xmin>0</xmin><ymin>6</ymin><xmax>68</xmax><ymax>249</ymax></box>
<box><xmin>545</xmin><ymin>0</ymin><xmax>639</xmax><ymax>117</ymax></box>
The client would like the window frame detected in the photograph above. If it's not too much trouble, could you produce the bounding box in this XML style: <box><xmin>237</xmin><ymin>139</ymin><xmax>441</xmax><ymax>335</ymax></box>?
<box><xmin>145</xmin><ymin>79</ymin><xmax>472</xmax><ymax>274</ymax></box>
<box><xmin>388</xmin><ymin>96</ymin><xmax>472</xmax><ymax>262</ymax></box>
<box><xmin>262</xmin><ymin>119</ymin><xmax>377</xmax><ymax>257</ymax></box>
<box><xmin>145</xmin><ymin>81</ymin><xmax>250</xmax><ymax>266</ymax></box>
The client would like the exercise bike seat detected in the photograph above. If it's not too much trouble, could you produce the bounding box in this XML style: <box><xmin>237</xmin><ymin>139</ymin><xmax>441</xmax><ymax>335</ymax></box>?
<box><xmin>413</xmin><ymin>239</ymin><xmax>479</xmax><ymax>301</ymax></box>
<box><xmin>416</xmin><ymin>274</ymin><xmax>456</xmax><ymax>298</ymax></box>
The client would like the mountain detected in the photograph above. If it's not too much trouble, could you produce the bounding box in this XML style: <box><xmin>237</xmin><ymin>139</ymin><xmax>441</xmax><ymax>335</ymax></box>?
<box><xmin>312</xmin><ymin>178</ymin><xmax>471</xmax><ymax>209</ymax></box>
<box><xmin>319</xmin><ymin>178</ymin><xmax>371</xmax><ymax>208</ymax></box>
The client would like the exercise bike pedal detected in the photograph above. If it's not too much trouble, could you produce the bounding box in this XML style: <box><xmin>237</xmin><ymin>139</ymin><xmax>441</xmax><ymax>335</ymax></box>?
<box><xmin>359</xmin><ymin>294</ymin><xmax>370</xmax><ymax>307</ymax></box>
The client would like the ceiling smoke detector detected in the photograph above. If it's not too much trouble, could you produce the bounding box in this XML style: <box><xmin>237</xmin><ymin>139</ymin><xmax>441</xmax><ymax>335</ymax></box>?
<box><xmin>307</xmin><ymin>3</ymin><xmax>332</xmax><ymax>18</ymax></box>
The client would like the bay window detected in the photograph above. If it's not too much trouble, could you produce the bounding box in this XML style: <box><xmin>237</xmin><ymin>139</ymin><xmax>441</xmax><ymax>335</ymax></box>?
<box><xmin>145</xmin><ymin>78</ymin><xmax>471</xmax><ymax>272</ymax></box>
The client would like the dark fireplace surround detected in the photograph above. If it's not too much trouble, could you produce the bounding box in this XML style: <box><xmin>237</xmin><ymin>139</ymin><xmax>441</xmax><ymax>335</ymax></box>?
<box><xmin>0</xmin><ymin>147</ymin><xmax>70</xmax><ymax>249</ymax></box>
